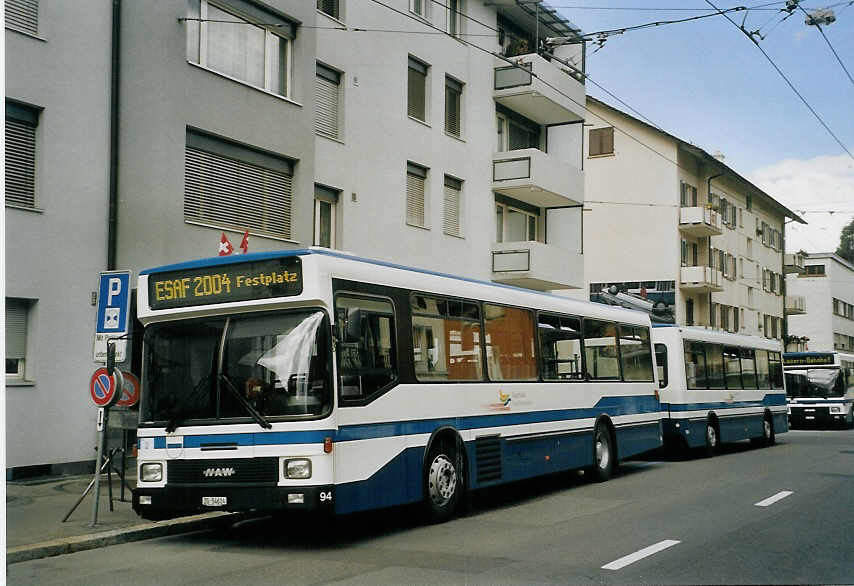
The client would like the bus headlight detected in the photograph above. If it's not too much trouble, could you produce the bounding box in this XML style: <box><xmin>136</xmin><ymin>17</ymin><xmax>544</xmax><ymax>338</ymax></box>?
<box><xmin>140</xmin><ymin>463</ymin><xmax>163</xmax><ymax>482</ymax></box>
<box><xmin>284</xmin><ymin>458</ymin><xmax>312</xmax><ymax>479</ymax></box>
<box><xmin>830</xmin><ymin>406</ymin><xmax>841</xmax><ymax>413</ymax></box>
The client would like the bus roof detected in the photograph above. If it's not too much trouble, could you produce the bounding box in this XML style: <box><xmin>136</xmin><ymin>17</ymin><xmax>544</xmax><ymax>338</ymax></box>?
<box><xmin>139</xmin><ymin>248</ymin><xmax>649</xmax><ymax>324</ymax></box>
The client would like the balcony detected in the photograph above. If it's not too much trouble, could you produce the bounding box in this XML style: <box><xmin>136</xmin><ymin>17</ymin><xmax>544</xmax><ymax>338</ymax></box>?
<box><xmin>493</xmin><ymin>149</ymin><xmax>583</xmax><ymax>207</ymax></box>
<box><xmin>494</xmin><ymin>53</ymin><xmax>585</xmax><ymax>126</ymax></box>
<box><xmin>492</xmin><ymin>241</ymin><xmax>583</xmax><ymax>291</ymax></box>
<box><xmin>785</xmin><ymin>295</ymin><xmax>806</xmax><ymax>315</ymax></box>
<box><xmin>679</xmin><ymin>266</ymin><xmax>723</xmax><ymax>292</ymax></box>
<box><xmin>784</xmin><ymin>253</ymin><xmax>806</xmax><ymax>274</ymax></box>
<box><xmin>678</xmin><ymin>207</ymin><xmax>722</xmax><ymax>237</ymax></box>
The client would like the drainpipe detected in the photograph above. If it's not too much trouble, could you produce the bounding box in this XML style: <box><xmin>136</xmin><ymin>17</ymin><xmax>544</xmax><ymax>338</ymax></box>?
<box><xmin>107</xmin><ymin>0</ymin><xmax>121</xmax><ymax>270</ymax></box>
<box><xmin>706</xmin><ymin>172</ymin><xmax>724</xmax><ymax>327</ymax></box>
<box><xmin>782</xmin><ymin>221</ymin><xmax>788</xmax><ymax>349</ymax></box>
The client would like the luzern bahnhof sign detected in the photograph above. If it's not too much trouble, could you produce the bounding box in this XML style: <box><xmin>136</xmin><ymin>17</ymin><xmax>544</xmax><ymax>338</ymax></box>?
<box><xmin>782</xmin><ymin>353</ymin><xmax>835</xmax><ymax>367</ymax></box>
<box><xmin>148</xmin><ymin>257</ymin><xmax>303</xmax><ymax>309</ymax></box>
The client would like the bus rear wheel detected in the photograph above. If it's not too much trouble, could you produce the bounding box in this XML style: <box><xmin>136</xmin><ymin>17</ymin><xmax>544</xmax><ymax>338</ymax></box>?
<box><xmin>424</xmin><ymin>442</ymin><xmax>462</xmax><ymax>523</ymax></box>
<box><xmin>704</xmin><ymin>420</ymin><xmax>719</xmax><ymax>457</ymax></box>
<box><xmin>591</xmin><ymin>423</ymin><xmax>615</xmax><ymax>482</ymax></box>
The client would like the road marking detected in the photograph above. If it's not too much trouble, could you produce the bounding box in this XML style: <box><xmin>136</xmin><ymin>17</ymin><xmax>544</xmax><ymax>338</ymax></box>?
<box><xmin>602</xmin><ymin>540</ymin><xmax>681</xmax><ymax>571</ymax></box>
<box><xmin>754</xmin><ymin>491</ymin><xmax>793</xmax><ymax>507</ymax></box>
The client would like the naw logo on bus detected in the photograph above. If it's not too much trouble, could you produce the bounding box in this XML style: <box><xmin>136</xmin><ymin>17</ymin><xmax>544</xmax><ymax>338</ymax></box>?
<box><xmin>485</xmin><ymin>391</ymin><xmax>512</xmax><ymax>411</ymax></box>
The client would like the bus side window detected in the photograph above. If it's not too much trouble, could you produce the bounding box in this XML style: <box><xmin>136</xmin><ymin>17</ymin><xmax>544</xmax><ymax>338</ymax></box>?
<box><xmin>335</xmin><ymin>295</ymin><xmax>398</xmax><ymax>402</ymax></box>
<box><xmin>654</xmin><ymin>343</ymin><xmax>668</xmax><ymax>388</ymax></box>
<box><xmin>538</xmin><ymin>314</ymin><xmax>583</xmax><ymax>381</ymax></box>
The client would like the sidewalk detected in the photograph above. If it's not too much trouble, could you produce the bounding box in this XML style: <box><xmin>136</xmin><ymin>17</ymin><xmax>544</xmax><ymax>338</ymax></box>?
<box><xmin>6</xmin><ymin>469</ymin><xmax>240</xmax><ymax>564</ymax></box>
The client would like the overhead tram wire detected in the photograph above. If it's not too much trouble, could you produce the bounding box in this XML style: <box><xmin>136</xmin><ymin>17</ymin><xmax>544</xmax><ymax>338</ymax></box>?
<box><xmin>795</xmin><ymin>3</ymin><xmax>854</xmax><ymax>88</ymax></box>
<box><xmin>544</xmin><ymin>2</ymin><xmax>785</xmax><ymax>10</ymax></box>
<box><xmin>704</xmin><ymin>0</ymin><xmax>854</xmax><ymax>161</ymax></box>
<box><xmin>364</xmin><ymin>0</ymin><xmax>761</xmax><ymax>180</ymax></box>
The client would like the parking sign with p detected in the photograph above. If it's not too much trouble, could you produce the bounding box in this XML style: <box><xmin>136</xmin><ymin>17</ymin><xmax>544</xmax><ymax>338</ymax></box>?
<box><xmin>93</xmin><ymin>271</ymin><xmax>132</xmax><ymax>362</ymax></box>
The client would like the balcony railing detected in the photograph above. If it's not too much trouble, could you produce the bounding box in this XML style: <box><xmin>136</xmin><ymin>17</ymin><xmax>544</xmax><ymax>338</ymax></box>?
<box><xmin>785</xmin><ymin>295</ymin><xmax>806</xmax><ymax>315</ymax></box>
<box><xmin>494</xmin><ymin>53</ymin><xmax>585</xmax><ymax>126</ymax></box>
<box><xmin>492</xmin><ymin>241</ymin><xmax>583</xmax><ymax>291</ymax></box>
<box><xmin>680</xmin><ymin>265</ymin><xmax>724</xmax><ymax>292</ymax></box>
<box><xmin>678</xmin><ymin>207</ymin><xmax>722</xmax><ymax>237</ymax></box>
<box><xmin>492</xmin><ymin>148</ymin><xmax>583</xmax><ymax>208</ymax></box>
<box><xmin>784</xmin><ymin>253</ymin><xmax>806</xmax><ymax>274</ymax></box>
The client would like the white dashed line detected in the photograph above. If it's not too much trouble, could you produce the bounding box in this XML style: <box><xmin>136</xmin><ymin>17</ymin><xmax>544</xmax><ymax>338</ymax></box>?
<box><xmin>602</xmin><ymin>540</ymin><xmax>681</xmax><ymax>571</ymax></box>
<box><xmin>754</xmin><ymin>490</ymin><xmax>793</xmax><ymax>507</ymax></box>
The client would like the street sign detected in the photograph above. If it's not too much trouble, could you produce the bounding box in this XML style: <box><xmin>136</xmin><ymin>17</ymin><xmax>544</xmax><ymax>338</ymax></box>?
<box><xmin>90</xmin><ymin>367</ymin><xmax>120</xmax><ymax>407</ymax></box>
<box><xmin>116</xmin><ymin>371</ymin><xmax>140</xmax><ymax>407</ymax></box>
<box><xmin>93</xmin><ymin>270</ymin><xmax>132</xmax><ymax>362</ymax></box>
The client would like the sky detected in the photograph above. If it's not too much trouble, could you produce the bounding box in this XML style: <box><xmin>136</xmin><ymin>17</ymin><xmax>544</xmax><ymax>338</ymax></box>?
<box><xmin>549</xmin><ymin>0</ymin><xmax>854</xmax><ymax>253</ymax></box>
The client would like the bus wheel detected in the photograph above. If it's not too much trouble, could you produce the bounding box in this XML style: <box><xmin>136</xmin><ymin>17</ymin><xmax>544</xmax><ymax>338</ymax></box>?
<box><xmin>763</xmin><ymin>414</ymin><xmax>776</xmax><ymax>445</ymax></box>
<box><xmin>592</xmin><ymin>423</ymin><xmax>615</xmax><ymax>482</ymax></box>
<box><xmin>704</xmin><ymin>421</ymin><xmax>719</xmax><ymax>457</ymax></box>
<box><xmin>424</xmin><ymin>444</ymin><xmax>462</xmax><ymax>523</ymax></box>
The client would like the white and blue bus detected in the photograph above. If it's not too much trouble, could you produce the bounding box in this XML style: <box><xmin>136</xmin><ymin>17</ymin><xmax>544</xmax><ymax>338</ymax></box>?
<box><xmin>133</xmin><ymin>249</ymin><xmax>664</xmax><ymax>521</ymax></box>
<box><xmin>652</xmin><ymin>326</ymin><xmax>787</xmax><ymax>455</ymax></box>
<box><xmin>783</xmin><ymin>351</ymin><xmax>854</xmax><ymax>428</ymax></box>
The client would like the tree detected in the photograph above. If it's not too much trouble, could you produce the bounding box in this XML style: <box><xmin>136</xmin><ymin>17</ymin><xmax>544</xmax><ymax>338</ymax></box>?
<box><xmin>837</xmin><ymin>218</ymin><xmax>854</xmax><ymax>264</ymax></box>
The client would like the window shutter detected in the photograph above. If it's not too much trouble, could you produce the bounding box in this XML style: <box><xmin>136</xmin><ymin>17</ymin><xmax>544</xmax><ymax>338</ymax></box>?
<box><xmin>5</xmin><ymin>299</ymin><xmax>28</xmax><ymax>359</ymax></box>
<box><xmin>315</xmin><ymin>65</ymin><xmax>340</xmax><ymax>139</ymax></box>
<box><xmin>317</xmin><ymin>0</ymin><xmax>339</xmax><ymax>19</ymax></box>
<box><xmin>184</xmin><ymin>146</ymin><xmax>292</xmax><ymax>239</ymax></box>
<box><xmin>443</xmin><ymin>176</ymin><xmax>461</xmax><ymax>236</ymax></box>
<box><xmin>5</xmin><ymin>118</ymin><xmax>37</xmax><ymax>208</ymax></box>
<box><xmin>406</xmin><ymin>164</ymin><xmax>426</xmax><ymax>227</ymax></box>
<box><xmin>408</xmin><ymin>57</ymin><xmax>427</xmax><ymax>120</ymax></box>
<box><xmin>6</xmin><ymin>0</ymin><xmax>38</xmax><ymax>35</ymax></box>
<box><xmin>445</xmin><ymin>78</ymin><xmax>462</xmax><ymax>137</ymax></box>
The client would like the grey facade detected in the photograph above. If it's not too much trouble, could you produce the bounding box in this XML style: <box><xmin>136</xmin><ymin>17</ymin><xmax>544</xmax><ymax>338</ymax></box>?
<box><xmin>6</xmin><ymin>0</ymin><xmax>586</xmax><ymax>475</ymax></box>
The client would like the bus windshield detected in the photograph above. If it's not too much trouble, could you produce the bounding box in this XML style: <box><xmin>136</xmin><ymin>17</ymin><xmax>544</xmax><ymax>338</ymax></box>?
<box><xmin>141</xmin><ymin>310</ymin><xmax>332</xmax><ymax>427</ymax></box>
<box><xmin>785</xmin><ymin>369</ymin><xmax>844</xmax><ymax>399</ymax></box>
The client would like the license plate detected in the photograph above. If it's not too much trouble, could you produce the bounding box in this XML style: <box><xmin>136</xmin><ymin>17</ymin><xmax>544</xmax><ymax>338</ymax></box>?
<box><xmin>806</xmin><ymin>416</ymin><xmax>815</xmax><ymax>420</ymax></box>
<box><xmin>202</xmin><ymin>496</ymin><xmax>227</xmax><ymax>507</ymax></box>
<box><xmin>805</xmin><ymin>409</ymin><xmax>815</xmax><ymax>412</ymax></box>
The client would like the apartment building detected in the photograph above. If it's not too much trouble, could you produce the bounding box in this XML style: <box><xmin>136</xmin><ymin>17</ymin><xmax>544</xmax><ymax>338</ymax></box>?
<box><xmin>786</xmin><ymin>252</ymin><xmax>854</xmax><ymax>352</ymax></box>
<box><xmin>581</xmin><ymin>97</ymin><xmax>804</xmax><ymax>338</ymax></box>
<box><xmin>5</xmin><ymin>0</ymin><xmax>587</xmax><ymax>476</ymax></box>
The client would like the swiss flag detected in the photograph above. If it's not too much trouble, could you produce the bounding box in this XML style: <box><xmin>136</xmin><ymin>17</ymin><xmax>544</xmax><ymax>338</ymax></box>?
<box><xmin>239</xmin><ymin>229</ymin><xmax>249</xmax><ymax>254</ymax></box>
<box><xmin>218</xmin><ymin>232</ymin><xmax>234</xmax><ymax>256</ymax></box>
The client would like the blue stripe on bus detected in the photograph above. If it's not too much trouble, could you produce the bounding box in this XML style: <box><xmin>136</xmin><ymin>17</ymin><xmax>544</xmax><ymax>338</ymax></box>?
<box><xmin>141</xmin><ymin>395</ymin><xmax>661</xmax><ymax>449</ymax></box>
<box><xmin>661</xmin><ymin>393</ymin><xmax>785</xmax><ymax>412</ymax></box>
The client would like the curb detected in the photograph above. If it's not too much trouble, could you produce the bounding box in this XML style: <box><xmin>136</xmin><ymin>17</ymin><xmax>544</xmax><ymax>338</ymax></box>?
<box><xmin>6</xmin><ymin>511</ymin><xmax>243</xmax><ymax>565</ymax></box>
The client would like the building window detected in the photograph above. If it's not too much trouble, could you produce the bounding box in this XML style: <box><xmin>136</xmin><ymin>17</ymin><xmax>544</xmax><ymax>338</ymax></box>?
<box><xmin>408</xmin><ymin>56</ymin><xmax>428</xmax><ymax>122</ymax></box>
<box><xmin>5</xmin><ymin>0</ymin><xmax>38</xmax><ymax>36</ymax></box>
<box><xmin>746</xmin><ymin>237</ymin><xmax>753</xmax><ymax>259</ymax></box>
<box><xmin>686</xmin><ymin>298</ymin><xmax>694</xmax><ymax>326</ymax></box>
<box><xmin>184</xmin><ymin>129</ymin><xmax>294</xmax><ymax>239</ymax></box>
<box><xmin>406</xmin><ymin>162</ymin><xmax>428</xmax><ymax>228</ymax></box>
<box><xmin>443</xmin><ymin>175</ymin><xmax>462</xmax><ymax>237</ymax></box>
<box><xmin>314</xmin><ymin>185</ymin><xmax>339</xmax><ymax>248</ymax></box>
<box><xmin>410</xmin><ymin>0</ymin><xmax>427</xmax><ymax>18</ymax></box>
<box><xmin>589</xmin><ymin>127</ymin><xmax>614</xmax><ymax>156</ymax></box>
<box><xmin>186</xmin><ymin>0</ymin><xmax>293</xmax><ymax>98</ymax></box>
<box><xmin>805</xmin><ymin>264</ymin><xmax>826</xmax><ymax>276</ymax></box>
<box><xmin>446</xmin><ymin>0</ymin><xmax>461</xmax><ymax>35</ymax></box>
<box><xmin>680</xmin><ymin>182</ymin><xmax>697</xmax><ymax>207</ymax></box>
<box><xmin>496</xmin><ymin>109</ymin><xmax>540</xmax><ymax>152</ymax></box>
<box><xmin>315</xmin><ymin>63</ymin><xmax>341</xmax><ymax>140</ymax></box>
<box><xmin>317</xmin><ymin>0</ymin><xmax>339</xmax><ymax>20</ymax></box>
<box><xmin>445</xmin><ymin>76</ymin><xmax>462</xmax><ymax>137</ymax></box>
<box><xmin>5</xmin><ymin>298</ymin><xmax>30</xmax><ymax>379</ymax></box>
<box><xmin>5</xmin><ymin>101</ymin><xmax>40</xmax><ymax>209</ymax></box>
<box><xmin>496</xmin><ymin>200</ymin><xmax>537</xmax><ymax>243</ymax></box>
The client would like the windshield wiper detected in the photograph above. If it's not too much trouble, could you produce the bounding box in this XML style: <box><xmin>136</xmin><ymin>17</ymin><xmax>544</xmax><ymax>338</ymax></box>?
<box><xmin>218</xmin><ymin>374</ymin><xmax>272</xmax><ymax>429</ymax></box>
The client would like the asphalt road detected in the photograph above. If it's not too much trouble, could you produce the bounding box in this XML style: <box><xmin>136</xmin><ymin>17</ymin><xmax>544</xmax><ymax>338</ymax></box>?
<box><xmin>9</xmin><ymin>428</ymin><xmax>854</xmax><ymax>585</ymax></box>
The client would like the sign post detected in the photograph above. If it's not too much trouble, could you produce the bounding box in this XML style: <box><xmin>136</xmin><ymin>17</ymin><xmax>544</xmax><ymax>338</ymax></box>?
<box><xmin>89</xmin><ymin>343</ymin><xmax>123</xmax><ymax>527</ymax></box>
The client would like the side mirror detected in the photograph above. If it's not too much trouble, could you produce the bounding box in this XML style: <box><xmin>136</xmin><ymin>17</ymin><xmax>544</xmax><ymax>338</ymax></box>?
<box><xmin>345</xmin><ymin>308</ymin><xmax>362</xmax><ymax>343</ymax></box>
<box><xmin>106</xmin><ymin>341</ymin><xmax>116</xmax><ymax>376</ymax></box>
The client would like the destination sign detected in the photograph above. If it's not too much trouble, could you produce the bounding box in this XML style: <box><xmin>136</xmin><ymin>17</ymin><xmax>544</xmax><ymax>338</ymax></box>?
<box><xmin>148</xmin><ymin>257</ymin><xmax>302</xmax><ymax>310</ymax></box>
<box><xmin>782</xmin><ymin>353</ymin><xmax>835</xmax><ymax>367</ymax></box>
